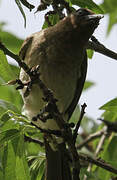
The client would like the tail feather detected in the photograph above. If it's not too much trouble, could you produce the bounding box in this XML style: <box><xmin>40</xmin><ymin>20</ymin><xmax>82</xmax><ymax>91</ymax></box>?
<box><xmin>45</xmin><ymin>141</ymin><xmax>72</xmax><ymax>180</ymax></box>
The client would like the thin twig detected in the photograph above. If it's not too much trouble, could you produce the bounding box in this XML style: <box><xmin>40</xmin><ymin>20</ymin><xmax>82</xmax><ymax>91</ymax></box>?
<box><xmin>95</xmin><ymin>126</ymin><xmax>107</xmax><ymax>156</ymax></box>
<box><xmin>79</xmin><ymin>153</ymin><xmax>117</xmax><ymax>174</ymax></box>
<box><xmin>73</xmin><ymin>103</ymin><xmax>87</xmax><ymax>143</ymax></box>
<box><xmin>31</xmin><ymin>122</ymin><xmax>62</xmax><ymax>136</ymax></box>
<box><xmin>0</xmin><ymin>41</ymin><xmax>30</xmax><ymax>73</ymax></box>
<box><xmin>83</xmin><ymin>126</ymin><xmax>108</xmax><ymax>180</ymax></box>
<box><xmin>87</xmin><ymin>39</ymin><xmax>117</xmax><ymax>60</ymax></box>
<box><xmin>24</xmin><ymin>135</ymin><xmax>44</xmax><ymax>146</ymax></box>
<box><xmin>77</xmin><ymin>129</ymin><xmax>105</xmax><ymax>149</ymax></box>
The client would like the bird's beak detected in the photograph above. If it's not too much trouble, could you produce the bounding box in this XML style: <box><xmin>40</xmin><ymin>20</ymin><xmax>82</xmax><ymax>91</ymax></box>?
<box><xmin>84</xmin><ymin>14</ymin><xmax>104</xmax><ymax>21</ymax></box>
<box><xmin>80</xmin><ymin>14</ymin><xmax>104</xmax><ymax>28</ymax></box>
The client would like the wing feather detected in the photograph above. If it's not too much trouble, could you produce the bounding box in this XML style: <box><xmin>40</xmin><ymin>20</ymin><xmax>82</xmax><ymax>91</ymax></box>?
<box><xmin>65</xmin><ymin>51</ymin><xmax>87</xmax><ymax>120</ymax></box>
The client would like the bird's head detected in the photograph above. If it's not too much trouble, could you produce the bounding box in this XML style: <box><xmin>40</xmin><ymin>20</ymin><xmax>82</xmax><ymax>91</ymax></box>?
<box><xmin>70</xmin><ymin>8</ymin><xmax>103</xmax><ymax>43</ymax></box>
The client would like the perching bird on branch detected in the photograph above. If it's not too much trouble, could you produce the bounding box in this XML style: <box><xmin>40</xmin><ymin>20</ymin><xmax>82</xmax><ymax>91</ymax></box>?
<box><xmin>19</xmin><ymin>8</ymin><xmax>102</xmax><ymax>180</ymax></box>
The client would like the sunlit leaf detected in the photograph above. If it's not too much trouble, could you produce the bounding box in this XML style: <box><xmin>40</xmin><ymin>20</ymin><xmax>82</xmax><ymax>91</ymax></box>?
<box><xmin>0</xmin><ymin>77</ymin><xmax>23</xmax><ymax>111</ymax></box>
<box><xmin>100</xmin><ymin>98</ymin><xmax>117</xmax><ymax>112</ymax></box>
<box><xmin>0</xmin><ymin>31</ymin><xmax>23</xmax><ymax>54</ymax></box>
<box><xmin>0</xmin><ymin>51</ymin><xmax>15</xmax><ymax>81</ymax></box>
<box><xmin>2</xmin><ymin>133</ymin><xmax>31</xmax><ymax>180</ymax></box>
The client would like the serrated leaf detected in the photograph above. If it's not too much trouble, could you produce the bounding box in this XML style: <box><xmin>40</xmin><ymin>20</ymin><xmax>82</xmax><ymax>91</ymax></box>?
<box><xmin>0</xmin><ymin>51</ymin><xmax>15</xmax><ymax>81</ymax></box>
<box><xmin>100</xmin><ymin>98</ymin><xmax>117</xmax><ymax>112</ymax></box>
<box><xmin>15</xmin><ymin>0</ymin><xmax>26</xmax><ymax>27</ymax></box>
<box><xmin>0</xmin><ymin>31</ymin><xmax>23</xmax><ymax>54</ymax></box>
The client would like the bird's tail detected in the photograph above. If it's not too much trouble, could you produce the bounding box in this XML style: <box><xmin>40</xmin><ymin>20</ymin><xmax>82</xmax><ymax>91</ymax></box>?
<box><xmin>44</xmin><ymin>140</ymin><xmax>72</xmax><ymax>180</ymax></box>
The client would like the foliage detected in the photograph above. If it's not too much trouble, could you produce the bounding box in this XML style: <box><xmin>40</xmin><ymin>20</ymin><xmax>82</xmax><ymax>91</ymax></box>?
<box><xmin>0</xmin><ymin>0</ymin><xmax>117</xmax><ymax>180</ymax></box>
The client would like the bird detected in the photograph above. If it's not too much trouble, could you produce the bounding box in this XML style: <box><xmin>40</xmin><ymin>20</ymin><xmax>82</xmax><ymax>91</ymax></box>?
<box><xmin>19</xmin><ymin>8</ymin><xmax>102</xmax><ymax>180</ymax></box>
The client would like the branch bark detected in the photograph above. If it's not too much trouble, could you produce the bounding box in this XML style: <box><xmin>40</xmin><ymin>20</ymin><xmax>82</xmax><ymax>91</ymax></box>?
<box><xmin>79</xmin><ymin>153</ymin><xmax>117</xmax><ymax>174</ymax></box>
<box><xmin>87</xmin><ymin>39</ymin><xmax>117</xmax><ymax>60</ymax></box>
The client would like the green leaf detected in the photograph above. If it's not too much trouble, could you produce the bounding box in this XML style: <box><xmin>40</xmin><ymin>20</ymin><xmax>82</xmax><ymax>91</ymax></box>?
<box><xmin>70</xmin><ymin>105</ymin><xmax>80</xmax><ymax>123</ymax></box>
<box><xmin>0</xmin><ymin>99</ymin><xmax>19</xmax><ymax>116</ymax></box>
<box><xmin>0</xmin><ymin>129</ymin><xmax>20</xmax><ymax>146</ymax></box>
<box><xmin>15</xmin><ymin>0</ymin><xmax>26</xmax><ymax>27</ymax></box>
<box><xmin>101</xmin><ymin>0</ymin><xmax>117</xmax><ymax>13</ymax></box>
<box><xmin>2</xmin><ymin>133</ymin><xmax>31</xmax><ymax>180</ymax></box>
<box><xmin>80</xmin><ymin>167</ymin><xmax>101</xmax><ymax>180</ymax></box>
<box><xmin>28</xmin><ymin>153</ymin><xmax>45</xmax><ymax>180</ymax></box>
<box><xmin>9</xmin><ymin>64</ymin><xmax>20</xmax><ymax>78</ymax></box>
<box><xmin>87</xmin><ymin>49</ymin><xmax>94</xmax><ymax>59</ymax></box>
<box><xmin>0</xmin><ymin>111</ymin><xmax>23</xmax><ymax>131</ymax></box>
<box><xmin>0</xmin><ymin>31</ymin><xmax>23</xmax><ymax>54</ymax></box>
<box><xmin>0</xmin><ymin>51</ymin><xmax>15</xmax><ymax>81</ymax></box>
<box><xmin>95</xmin><ymin>134</ymin><xmax>117</xmax><ymax>180</ymax></box>
<box><xmin>107</xmin><ymin>12</ymin><xmax>117</xmax><ymax>35</ymax></box>
<box><xmin>0</xmin><ymin>77</ymin><xmax>23</xmax><ymax>111</ymax></box>
<box><xmin>100</xmin><ymin>98</ymin><xmax>117</xmax><ymax>112</ymax></box>
<box><xmin>101</xmin><ymin>110</ymin><xmax>117</xmax><ymax>123</ymax></box>
<box><xmin>43</xmin><ymin>14</ymin><xmax>60</xmax><ymax>29</ymax></box>
<box><xmin>2</xmin><ymin>142</ymin><xmax>17</xmax><ymax>180</ymax></box>
<box><xmin>83</xmin><ymin>81</ymin><xmax>95</xmax><ymax>91</ymax></box>
<box><xmin>101</xmin><ymin>1</ymin><xmax>117</xmax><ymax>35</ymax></box>
<box><xmin>15</xmin><ymin>134</ymin><xmax>31</xmax><ymax>180</ymax></box>
<box><xmin>69</xmin><ymin>0</ymin><xmax>103</xmax><ymax>14</ymax></box>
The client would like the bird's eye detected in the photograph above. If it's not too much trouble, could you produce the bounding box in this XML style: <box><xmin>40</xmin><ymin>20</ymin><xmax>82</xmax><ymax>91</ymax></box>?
<box><xmin>76</xmin><ymin>8</ymin><xmax>90</xmax><ymax>17</ymax></box>
<box><xmin>77</xmin><ymin>10</ymin><xmax>84</xmax><ymax>16</ymax></box>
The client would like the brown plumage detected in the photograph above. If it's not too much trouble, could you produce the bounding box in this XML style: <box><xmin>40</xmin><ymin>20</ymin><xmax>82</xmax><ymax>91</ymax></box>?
<box><xmin>19</xmin><ymin>8</ymin><xmax>102</xmax><ymax>180</ymax></box>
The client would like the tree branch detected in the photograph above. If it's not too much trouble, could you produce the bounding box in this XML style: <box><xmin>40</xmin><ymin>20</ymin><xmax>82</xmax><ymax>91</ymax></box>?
<box><xmin>0</xmin><ymin>41</ymin><xmax>30</xmax><ymax>73</ymax></box>
<box><xmin>95</xmin><ymin>126</ymin><xmax>107</xmax><ymax>156</ymax></box>
<box><xmin>24</xmin><ymin>135</ymin><xmax>44</xmax><ymax>146</ymax></box>
<box><xmin>87</xmin><ymin>38</ymin><xmax>117</xmax><ymax>61</ymax></box>
<box><xmin>73</xmin><ymin>103</ymin><xmax>87</xmax><ymax>143</ymax></box>
<box><xmin>77</xmin><ymin>129</ymin><xmax>106</xmax><ymax>149</ymax></box>
<box><xmin>79</xmin><ymin>153</ymin><xmax>117</xmax><ymax>174</ymax></box>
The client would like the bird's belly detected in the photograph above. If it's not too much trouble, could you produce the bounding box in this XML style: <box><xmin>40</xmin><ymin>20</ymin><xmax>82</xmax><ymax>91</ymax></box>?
<box><xmin>20</xmin><ymin>60</ymin><xmax>80</xmax><ymax>130</ymax></box>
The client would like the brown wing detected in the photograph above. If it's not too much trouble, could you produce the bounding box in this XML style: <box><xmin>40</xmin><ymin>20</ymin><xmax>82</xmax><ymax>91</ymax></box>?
<box><xmin>19</xmin><ymin>36</ymin><xmax>33</xmax><ymax>60</ymax></box>
<box><xmin>65</xmin><ymin>51</ymin><xmax>87</xmax><ymax>120</ymax></box>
